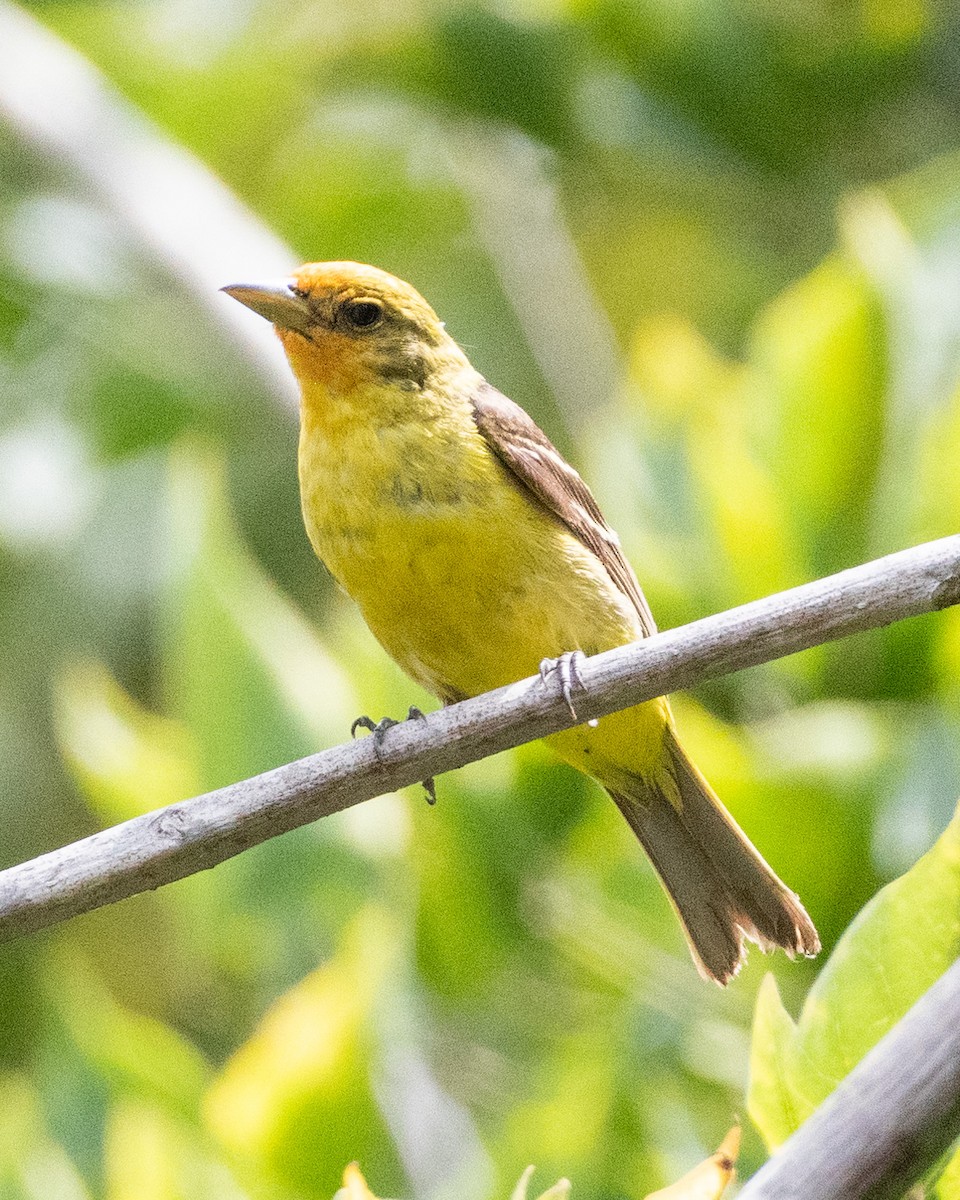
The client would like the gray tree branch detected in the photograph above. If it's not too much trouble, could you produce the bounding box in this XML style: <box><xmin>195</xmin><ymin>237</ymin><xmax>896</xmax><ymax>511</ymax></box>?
<box><xmin>738</xmin><ymin>953</ymin><xmax>960</xmax><ymax>1200</ymax></box>
<box><xmin>0</xmin><ymin>533</ymin><xmax>957</xmax><ymax>943</ymax></box>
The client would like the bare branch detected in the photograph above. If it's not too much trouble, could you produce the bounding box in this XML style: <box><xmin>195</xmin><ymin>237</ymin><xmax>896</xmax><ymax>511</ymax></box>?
<box><xmin>0</xmin><ymin>534</ymin><xmax>958</xmax><ymax>943</ymax></box>
<box><xmin>739</xmin><ymin>953</ymin><xmax>960</xmax><ymax>1200</ymax></box>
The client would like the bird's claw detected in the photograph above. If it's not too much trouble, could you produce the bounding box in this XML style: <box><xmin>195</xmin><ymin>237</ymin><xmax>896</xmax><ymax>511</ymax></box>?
<box><xmin>350</xmin><ymin>706</ymin><xmax>437</xmax><ymax>804</ymax></box>
<box><xmin>350</xmin><ymin>714</ymin><xmax>400</xmax><ymax>742</ymax></box>
<box><xmin>540</xmin><ymin>651</ymin><xmax>587</xmax><ymax>721</ymax></box>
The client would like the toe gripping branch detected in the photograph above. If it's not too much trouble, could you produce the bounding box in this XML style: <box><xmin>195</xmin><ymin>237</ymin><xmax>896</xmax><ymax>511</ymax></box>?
<box><xmin>350</xmin><ymin>706</ymin><xmax>437</xmax><ymax>804</ymax></box>
<box><xmin>539</xmin><ymin>650</ymin><xmax>589</xmax><ymax>722</ymax></box>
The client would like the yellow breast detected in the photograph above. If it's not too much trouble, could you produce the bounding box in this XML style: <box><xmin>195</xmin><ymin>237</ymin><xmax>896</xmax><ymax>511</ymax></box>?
<box><xmin>297</xmin><ymin>377</ymin><xmax>643</xmax><ymax>702</ymax></box>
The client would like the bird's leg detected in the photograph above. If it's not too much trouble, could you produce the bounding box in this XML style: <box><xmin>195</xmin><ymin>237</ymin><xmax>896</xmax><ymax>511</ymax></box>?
<box><xmin>405</xmin><ymin>707</ymin><xmax>437</xmax><ymax>804</ymax></box>
<box><xmin>539</xmin><ymin>650</ymin><xmax>588</xmax><ymax>722</ymax></box>
<box><xmin>350</xmin><ymin>705</ymin><xmax>437</xmax><ymax>805</ymax></box>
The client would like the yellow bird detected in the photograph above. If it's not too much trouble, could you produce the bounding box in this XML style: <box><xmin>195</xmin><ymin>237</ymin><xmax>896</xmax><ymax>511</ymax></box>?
<box><xmin>223</xmin><ymin>262</ymin><xmax>819</xmax><ymax>984</ymax></box>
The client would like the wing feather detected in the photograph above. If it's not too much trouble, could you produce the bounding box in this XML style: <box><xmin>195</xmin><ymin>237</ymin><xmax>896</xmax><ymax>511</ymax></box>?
<box><xmin>471</xmin><ymin>382</ymin><xmax>656</xmax><ymax>637</ymax></box>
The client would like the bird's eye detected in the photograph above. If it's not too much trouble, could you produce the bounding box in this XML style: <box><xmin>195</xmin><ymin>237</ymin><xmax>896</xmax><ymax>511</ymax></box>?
<box><xmin>342</xmin><ymin>299</ymin><xmax>383</xmax><ymax>329</ymax></box>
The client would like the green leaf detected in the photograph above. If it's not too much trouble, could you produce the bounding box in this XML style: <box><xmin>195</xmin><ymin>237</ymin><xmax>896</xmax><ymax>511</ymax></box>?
<box><xmin>0</xmin><ymin>1073</ymin><xmax>93</xmax><ymax>1200</ymax></box>
<box><xmin>748</xmin><ymin>798</ymin><xmax>960</xmax><ymax>1152</ymax></box>
<box><xmin>104</xmin><ymin>1098</ymin><xmax>252</xmax><ymax>1200</ymax></box>
<box><xmin>915</xmin><ymin>373</ymin><xmax>960</xmax><ymax>544</ymax></box>
<box><xmin>747</xmin><ymin>975</ymin><xmax>804</xmax><ymax>1149</ymax></box>
<box><xmin>46</xmin><ymin>951</ymin><xmax>211</xmax><ymax>1123</ymax></box>
<box><xmin>624</xmin><ymin>314</ymin><xmax>800</xmax><ymax>612</ymax></box>
<box><xmin>55</xmin><ymin>659</ymin><xmax>200</xmax><ymax>826</ymax></box>
<box><xmin>163</xmin><ymin>440</ymin><xmax>356</xmax><ymax>791</ymax></box>
<box><xmin>204</xmin><ymin>905</ymin><xmax>406</xmax><ymax>1198</ymax></box>
<box><xmin>936</xmin><ymin>1144</ymin><xmax>960</xmax><ymax>1199</ymax></box>
<box><xmin>751</xmin><ymin>254</ymin><xmax>887</xmax><ymax>577</ymax></box>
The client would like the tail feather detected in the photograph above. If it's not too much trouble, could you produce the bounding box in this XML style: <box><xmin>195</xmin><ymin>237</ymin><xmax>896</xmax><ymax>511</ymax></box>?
<box><xmin>610</xmin><ymin>730</ymin><xmax>820</xmax><ymax>985</ymax></box>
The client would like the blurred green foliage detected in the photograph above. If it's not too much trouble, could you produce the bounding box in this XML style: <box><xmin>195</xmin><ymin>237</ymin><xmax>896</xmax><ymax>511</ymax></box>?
<box><xmin>2</xmin><ymin>0</ymin><xmax>960</xmax><ymax>1196</ymax></box>
<box><xmin>749</xmin><ymin>797</ymin><xmax>960</xmax><ymax>1195</ymax></box>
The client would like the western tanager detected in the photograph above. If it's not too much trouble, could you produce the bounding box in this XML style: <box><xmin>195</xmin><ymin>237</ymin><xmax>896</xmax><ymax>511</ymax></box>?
<box><xmin>223</xmin><ymin>262</ymin><xmax>819</xmax><ymax>983</ymax></box>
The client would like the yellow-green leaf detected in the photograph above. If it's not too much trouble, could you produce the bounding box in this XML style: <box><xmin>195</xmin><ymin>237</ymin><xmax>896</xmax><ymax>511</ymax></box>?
<box><xmin>56</xmin><ymin>659</ymin><xmax>200</xmax><ymax>825</ymax></box>
<box><xmin>205</xmin><ymin>906</ymin><xmax>405</xmax><ymax>1197</ymax></box>
<box><xmin>749</xmin><ymin>799</ymin><xmax>960</xmax><ymax>1152</ymax></box>
<box><xmin>47</xmin><ymin>951</ymin><xmax>211</xmax><ymax>1122</ymax></box>
<box><xmin>104</xmin><ymin>1099</ymin><xmax>247</xmax><ymax>1200</ymax></box>
<box><xmin>164</xmin><ymin>440</ymin><xmax>356</xmax><ymax>790</ymax></box>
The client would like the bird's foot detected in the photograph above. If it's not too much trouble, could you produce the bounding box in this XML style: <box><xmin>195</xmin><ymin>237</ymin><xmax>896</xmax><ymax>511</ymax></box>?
<box><xmin>539</xmin><ymin>650</ymin><xmax>587</xmax><ymax>722</ymax></box>
<box><xmin>350</xmin><ymin>713</ymin><xmax>400</xmax><ymax>741</ymax></box>
<box><xmin>350</xmin><ymin>705</ymin><xmax>437</xmax><ymax>804</ymax></box>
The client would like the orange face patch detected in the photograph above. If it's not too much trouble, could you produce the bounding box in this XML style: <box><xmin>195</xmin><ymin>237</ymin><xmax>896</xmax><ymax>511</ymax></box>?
<box><xmin>277</xmin><ymin>325</ymin><xmax>377</xmax><ymax>395</ymax></box>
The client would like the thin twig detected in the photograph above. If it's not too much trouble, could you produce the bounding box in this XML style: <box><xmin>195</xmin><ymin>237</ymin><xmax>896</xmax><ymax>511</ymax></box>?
<box><xmin>0</xmin><ymin>535</ymin><xmax>958</xmax><ymax>943</ymax></box>
<box><xmin>738</xmin><ymin>954</ymin><xmax>960</xmax><ymax>1200</ymax></box>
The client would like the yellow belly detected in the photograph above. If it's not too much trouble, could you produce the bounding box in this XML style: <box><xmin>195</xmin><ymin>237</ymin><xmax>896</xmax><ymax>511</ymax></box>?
<box><xmin>299</xmin><ymin>398</ymin><xmax>672</xmax><ymax>781</ymax></box>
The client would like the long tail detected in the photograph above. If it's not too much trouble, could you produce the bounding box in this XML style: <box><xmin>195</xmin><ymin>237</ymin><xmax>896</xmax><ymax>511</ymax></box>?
<box><xmin>610</xmin><ymin>729</ymin><xmax>820</xmax><ymax>985</ymax></box>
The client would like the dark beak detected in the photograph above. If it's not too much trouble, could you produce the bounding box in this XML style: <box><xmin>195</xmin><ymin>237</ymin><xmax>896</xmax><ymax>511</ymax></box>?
<box><xmin>220</xmin><ymin>280</ymin><xmax>314</xmax><ymax>336</ymax></box>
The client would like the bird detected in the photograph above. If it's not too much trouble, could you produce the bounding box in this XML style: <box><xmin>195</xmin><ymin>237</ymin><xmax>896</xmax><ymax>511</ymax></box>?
<box><xmin>222</xmin><ymin>262</ymin><xmax>819</xmax><ymax>984</ymax></box>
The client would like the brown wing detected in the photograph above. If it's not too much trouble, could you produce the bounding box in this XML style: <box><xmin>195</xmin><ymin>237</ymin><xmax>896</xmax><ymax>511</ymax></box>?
<box><xmin>471</xmin><ymin>381</ymin><xmax>657</xmax><ymax>637</ymax></box>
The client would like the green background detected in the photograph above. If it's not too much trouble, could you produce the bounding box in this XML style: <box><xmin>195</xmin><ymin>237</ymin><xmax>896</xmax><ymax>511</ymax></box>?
<box><xmin>2</xmin><ymin>0</ymin><xmax>960</xmax><ymax>1196</ymax></box>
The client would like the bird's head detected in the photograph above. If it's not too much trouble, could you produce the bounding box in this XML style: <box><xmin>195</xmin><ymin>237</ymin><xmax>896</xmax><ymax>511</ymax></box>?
<box><xmin>222</xmin><ymin>262</ymin><xmax>467</xmax><ymax>397</ymax></box>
